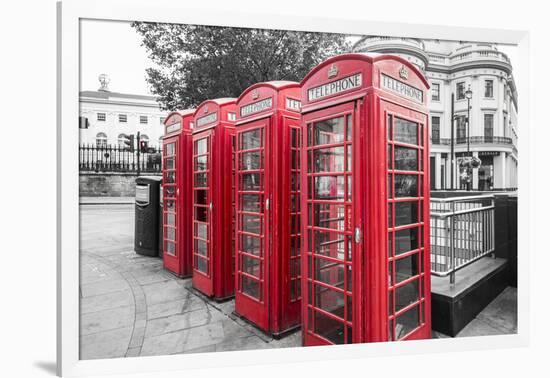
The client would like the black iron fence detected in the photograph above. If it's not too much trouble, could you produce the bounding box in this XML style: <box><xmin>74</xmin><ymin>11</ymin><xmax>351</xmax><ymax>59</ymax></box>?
<box><xmin>79</xmin><ymin>144</ymin><xmax>162</xmax><ymax>173</ymax></box>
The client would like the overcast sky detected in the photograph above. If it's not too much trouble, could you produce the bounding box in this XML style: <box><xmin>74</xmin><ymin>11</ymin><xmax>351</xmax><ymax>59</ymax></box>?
<box><xmin>80</xmin><ymin>19</ymin><xmax>519</xmax><ymax>96</ymax></box>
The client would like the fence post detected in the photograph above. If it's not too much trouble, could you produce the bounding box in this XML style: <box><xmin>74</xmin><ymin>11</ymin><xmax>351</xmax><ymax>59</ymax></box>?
<box><xmin>450</xmin><ymin>200</ymin><xmax>456</xmax><ymax>285</ymax></box>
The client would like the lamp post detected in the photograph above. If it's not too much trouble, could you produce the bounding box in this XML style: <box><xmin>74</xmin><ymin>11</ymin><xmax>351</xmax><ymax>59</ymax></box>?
<box><xmin>465</xmin><ymin>85</ymin><xmax>473</xmax><ymax>190</ymax></box>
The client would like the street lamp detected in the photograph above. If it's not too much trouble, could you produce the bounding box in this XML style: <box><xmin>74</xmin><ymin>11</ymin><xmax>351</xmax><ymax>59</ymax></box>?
<box><xmin>465</xmin><ymin>85</ymin><xmax>473</xmax><ymax>190</ymax></box>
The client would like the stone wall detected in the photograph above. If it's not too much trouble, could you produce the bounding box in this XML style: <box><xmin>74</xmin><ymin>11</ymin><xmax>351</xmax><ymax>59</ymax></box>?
<box><xmin>80</xmin><ymin>172</ymin><xmax>161</xmax><ymax>197</ymax></box>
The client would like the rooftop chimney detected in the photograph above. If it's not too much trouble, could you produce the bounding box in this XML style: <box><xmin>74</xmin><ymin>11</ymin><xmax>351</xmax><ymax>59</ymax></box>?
<box><xmin>98</xmin><ymin>74</ymin><xmax>110</xmax><ymax>92</ymax></box>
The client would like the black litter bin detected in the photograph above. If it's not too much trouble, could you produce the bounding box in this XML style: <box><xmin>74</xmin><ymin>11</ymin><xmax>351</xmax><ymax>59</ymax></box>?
<box><xmin>135</xmin><ymin>176</ymin><xmax>162</xmax><ymax>256</ymax></box>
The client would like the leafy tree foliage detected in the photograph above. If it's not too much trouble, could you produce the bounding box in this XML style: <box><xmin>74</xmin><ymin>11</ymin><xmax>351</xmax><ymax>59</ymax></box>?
<box><xmin>132</xmin><ymin>22</ymin><xmax>351</xmax><ymax>110</ymax></box>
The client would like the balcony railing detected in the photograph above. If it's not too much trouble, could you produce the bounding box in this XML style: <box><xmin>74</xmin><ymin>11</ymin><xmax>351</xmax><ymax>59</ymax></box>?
<box><xmin>430</xmin><ymin>195</ymin><xmax>495</xmax><ymax>283</ymax></box>
<box><xmin>431</xmin><ymin>136</ymin><xmax>513</xmax><ymax>145</ymax></box>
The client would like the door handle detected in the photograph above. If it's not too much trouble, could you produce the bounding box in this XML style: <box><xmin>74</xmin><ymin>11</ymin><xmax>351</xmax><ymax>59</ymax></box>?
<box><xmin>176</xmin><ymin>188</ymin><xmax>179</xmax><ymax>197</ymax></box>
<box><xmin>209</xmin><ymin>202</ymin><xmax>213</xmax><ymax>211</ymax></box>
<box><xmin>265</xmin><ymin>198</ymin><xmax>270</xmax><ymax>211</ymax></box>
<box><xmin>354</xmin><ymin>227</ymin><xmax>362</xmax><ymax>244</ymax></box>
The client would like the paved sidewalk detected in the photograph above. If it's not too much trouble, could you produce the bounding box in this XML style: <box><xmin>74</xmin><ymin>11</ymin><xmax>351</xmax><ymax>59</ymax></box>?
<box><xmin>79</xmin><ymin>205</ymin><xmax>299</xmax><ymax>360</ymax></box>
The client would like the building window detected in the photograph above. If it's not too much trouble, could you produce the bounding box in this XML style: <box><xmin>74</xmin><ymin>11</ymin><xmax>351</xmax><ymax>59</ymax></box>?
<box><xmin>484</xmin><ymin>80</ymin><xmax>494</xmax><ymax>98</ymax></box>
<box><xmin>97</xmin><ymin>112</ymin><xmax>106</xmax><ymax>122</ymax></box>
<box><xmin>456</xmin><ymin>82</ymin><xmax>465</xmax><ymax>100</ymax></box>
<box><xmin>118</xmin><ymin>114</ymin><xmax>127</xmax><ymax>123</ymax></box>
<box><xmin>140</xmin><ymin>115</ymin><xmax>148</xmax><ymax>124</ymax></box>
<box><xmin>96</xmin><ymin>132</ymin><xmax>108</xmax><ymax>148</ymax></box>
<box><xmin>456</xmin><ymin>115</ymin><xmax>467</xmax><ymax>141</ymax></box>
<box><xmin>431</xmin><ymin>83</ymin><xmax>440</xmax><ymax>101</ymax></box>
<box><xmin>431</xmin><ymin>116</ymin><xmax>440</xmax><ymax>142</ymax></box>
<box><xmin>117</xmin><ymin>134</ymin><xmax>127</xmax><ymax>148</ymax></box>
<box><xmin>484</xmin><ymin>114</ymin><xmax>494</xmax><ymax>139</ymax></box>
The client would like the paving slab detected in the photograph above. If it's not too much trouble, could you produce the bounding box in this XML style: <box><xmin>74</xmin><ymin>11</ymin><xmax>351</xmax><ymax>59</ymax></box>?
<box><xmin>146</xmin><ymin>297</ymin><xmax>207</xmax><ymax>320</ymax></box>
<box><xmin>80</xmin><ymin>289</ymin><xmax>135</xmax><ymax>314</ymax></box>
<box><xmin>80</xmin><ymin>326</ymin><xmax>133</xmax><ymax>360</ymax></box>
<box><xmin>80</xmin><ymin>305</ymin><xmax>135</xmax><ymax>336</ymax></box>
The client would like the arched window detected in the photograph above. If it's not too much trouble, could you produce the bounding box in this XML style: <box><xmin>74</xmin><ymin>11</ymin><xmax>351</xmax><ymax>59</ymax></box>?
<box><xmin>96</xmin><ymin>132</ymin><xmax>108</xmax><ymax>148</ymax></box>
<box><xmin>117</xmin><ymin>133</ymin><xmax>129</xmax><ymax>148</ymax></box>
<box><xmin>140</xmin><ymin>134</ymin><xmax>149</xmax><ymax>142</ymax></box>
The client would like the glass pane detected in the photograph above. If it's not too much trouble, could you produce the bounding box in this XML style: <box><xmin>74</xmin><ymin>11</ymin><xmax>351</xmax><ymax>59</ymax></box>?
<box><xmin>312</xmin><ymin>117</ymin><xmax>345</xmax><ymax>146</ymax></box>
<box><xmin>315</xmin><ymin>285</ymin><xmax>345</xmax><ymax>319</ymax></box>
<box><xmin>241</xmin><ymin>151</ymin><xmax>262</xmax><ymax>170</ymax></box>
<box><xmin>166</xmin><ymin>158</ymin><xmax>175</xmax><ymax>170</ymax></box>
<box><xmin>195</xmin><ymin>173</ymin><xmax>208</xmax><ymax>187</ymax></box>
<box><xmin>165</xmin><ymin>200</ymin><xmax>175</xmax><ymax>210</ymax></box>
<box><xmin>395</xmin><ymin>175</ymin><xmax>418</xmax><ymax>197</ymax></box>
<box><xmin>395</xmin><ymin>254</ymin><xmax>419</xmax><ymax>283</ymax></box>
<box><xmin>241</xmin><ymin>235</ymin><xmax>260</xmax><ymax>256</ymax></box>
<box><xmin>195</xmin><ymin>223</ymin><xmax>207</xmax><ymax>239</ymax></box>
<box><xmin>196</xmin><ymin>256</ymin><xmax>208</xmax><ymax>274</ymax></box>
<box><xmin>396</xmin><ymin>305</ymin><xmax>420</xmax><ymax>339</ymax></box>
<box><xmin>167</xmin><ymin>213</ymin><xmax>175</xmax><ymax>226</ymax></box>
<box><xmin>312</xmin><ymin>147</ymin><xmax>345</xmax><ymax>173</ymax></box>
<box><xmin>388</xmin><ymin>203</ymin><xmax>393</xmax><ymax>227</ymax></box>
<box><xmin>195</xmin><ymin>239</ymin><xmax>207</xmax><ymax>256</ymax></box>
<box><xmin>166</xmin><ymin>241</ymin><xmax>175</xmax><ymax>256</ymax></box>
<box><xmin>195</xmin><ymin>138</ymin><xmax>208</xmax><ymax>155</ymax></box>
<box><xmin>195</xmin><ymin>206</ymin><xmax>207</xmax><ymax>222</ymax></box>
<box><xmin>394</xmin><ymin>118</ymin><xmax>418</xmax><ymax>145</ymax></box>
<box><xmin>166</xmin><ymin>172</ymin><xmax>175</xmax><ymax>184</ymax></box>
<box><xmin>313</xmin><ymin>310</ymin><xmax>345</xmax><ymax>344</ymax></box>
<box><xmin>241</xmin><ymin>129</ymin><xmax>262</xmax><ymax>150</ymax></box>
<box><xmin>395</xmin><ymin>201</ymin><xmax>419</xmax><ymax>226</ymax></box>
<box><xmin>395</xmin><ymin>228</ymin><xmax>418</xmax><ymax>255</ymax></box>
<box><xmin>241</xmin><ymin>173</ymin><xmax>261</xmax><ymax>191</ymax></box>
<box><xmin>241</xmin><ymin>194</ymin><xmax>261</xmax><ymax>212</ymax></box>
<box><xmin>166</xmin><ymin>227</ymin><xmax>175</xmax><ymax>241</ymax></box>
<box><xmin>242</xmin><ymin>214</ymin><xmax>261</xmax><ymax>235</ymax></box>
<box><xmin>194</xmin><ymin>155</ymin><xmax>207</xmax><ymax>171</ymax></box>
<box><xmin>314</xmin><ymin>230</ymin><xmax>345</xmax><ymax>260</ymax></box>
<box><xmin>166</xmin><ymin>143</ymin><xmax>175</xmax><ymax>156</ymax></box>
<box><xmin>312</xmin><ymin>203</ymin><xmax>346</xmax><ymax>231</ymax></box>
<box><xmin>165</xmin><ymin>186</ymin><xmax>176</xmax><ymax>198</ymax></box>
<box><xmin>314</xmin><ymin>176</ymin><xmax>345</xmax><ymax>200</ymax></box>
<box><xmin>292</xmin><ymin>173</ymin><xmax>300</xmax><ymax>191</ymax></box>
<box><xmin>195</xmin><ymin>190</ymin><xmax>207</xmax><ymax>205</ymax></box>
<box><xmin>242</xmin><ymin>275</ymin><xmax>261</xmax><ymax>299</ymax></box>
<box><xmin>242</xmin><ymin>255</ymin><xmax>261</xmax><ymax>277</ymax></box>
<box><xmin>315</xmin><ymin>258</ymin><xmax>345</xmax><ymax>290</ymax></box>
<box><xmin>394</xmin><ymin>147</ymin><xmax>418</xmax><ymax>171</ymax></box>
<box><xmin>395</xmin><ymin>280</ymin><xmax>419</xmax><ymax>312</ymax></box>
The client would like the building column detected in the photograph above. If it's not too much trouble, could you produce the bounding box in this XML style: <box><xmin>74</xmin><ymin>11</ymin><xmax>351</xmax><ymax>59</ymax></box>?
<box><xmin>435</xmin><ymin>153</ymin><xmax>442</xmax><ymax>190</ymax></box>
<box><xmin>495</xmin><ymin>152</ymin><xmax>507</xmax><ymax>190</ymax></box>
<box><xmin>472</xmin><ymin>151</ymin><xmax>479</xmax><ymax>190</ymax></box>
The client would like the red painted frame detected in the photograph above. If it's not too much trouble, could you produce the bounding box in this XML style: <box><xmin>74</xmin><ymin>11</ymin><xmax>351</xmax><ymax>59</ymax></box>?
<box><xmin>234</xmin><ymin>82</ymin><xmax>302</xmax><ymax>335</ymax></box>
<box><xmin>300</xmin><ymin>53</ymin><xmax>432</xmax><ymax>345</ymax></box>
<box><xmin>162</xmin><ymin>110</ymin><xmax>195</xmax><ymax>278</ymax></box>
<box><xmin>192</xmin><ymin>98</ymin><xmax>237</xmax><ymax>300</ymax></box>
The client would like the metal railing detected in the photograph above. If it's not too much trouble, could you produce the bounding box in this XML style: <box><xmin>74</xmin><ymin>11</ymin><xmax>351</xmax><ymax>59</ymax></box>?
<box><xmin>430</xmin><ymin>195</ymin><xmax>495</xmax><ymax>283</ymax></box>
<box><xmin>431</xmin><ymin>136</ymin><xmax>512</xmax><ymax>145</ymax></box>
<box><xmin>79</xmin><ymin>144</ymin><xmax>162</xmax><ymax>173</ymax></box>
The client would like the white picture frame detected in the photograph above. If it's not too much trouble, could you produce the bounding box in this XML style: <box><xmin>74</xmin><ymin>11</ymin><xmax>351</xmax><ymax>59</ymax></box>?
<box><xmin>57</xmin><ymin>0</ymin><xmax>530</xmax><ymax>376</ymax></box>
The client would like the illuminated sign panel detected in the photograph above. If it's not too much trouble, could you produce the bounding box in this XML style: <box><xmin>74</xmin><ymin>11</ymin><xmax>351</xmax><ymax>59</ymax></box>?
<box><xmin>196</xmin><ymin>112</ymin><xmax>218</xmax><ymax>127</ymax></box>
<box><xmin>240</xmin><ymin>98</ymin><xmax>273</xmax><ymax>117</ymax></box>
<box><xmin>286</xmin><ymin>97</ymin><xmax>301</xmax><ymax>111</ymax></box>
<box><xmin>165</xmin><ymin>122</ymin><xmax>180</xmax><ymax>134</ymax></box>
<box><xmin>307</xmin><ymin>73</ymin><xmax>362</xmax><ymax>101</ymax></box>
<box><xmin>381</xmin><ymin>74</ymin><xmax>423</xmax><ymax>103</ymax></box>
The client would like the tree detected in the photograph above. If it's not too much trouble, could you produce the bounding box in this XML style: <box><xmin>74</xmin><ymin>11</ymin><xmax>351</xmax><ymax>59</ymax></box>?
<box><xmin>132</xmin><ymin>22</ymin><xmax>351</xmax><ymax>110</ymax></box>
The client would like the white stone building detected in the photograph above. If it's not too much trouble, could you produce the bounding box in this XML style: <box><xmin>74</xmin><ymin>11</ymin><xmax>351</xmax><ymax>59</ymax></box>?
<box><xmin>79</xmin><ymin>75</ymin><xmax>167</xmax><ymax>149</ymax></box>
<box><xmin>353</xmin><ymin>37</ymin><xmax>518</xmax><ymax>191</ymax></box>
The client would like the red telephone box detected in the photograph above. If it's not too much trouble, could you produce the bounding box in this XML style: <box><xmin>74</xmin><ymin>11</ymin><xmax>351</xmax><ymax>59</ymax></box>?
<box><xmin>162</xmin><ymin>110</ymin><xmax>195</xmax><ymax>277</ymax></box>
<box><xmin>192</xmin><ymin>98</ymin><xmax>237</xmax><ymax>300</ymax></box>
<box><xmin>234</xmin><ymin>81</ymin><xmax>302</xmax><ymax>335</ymax></box>
<box><xmin>300</xmin><ymin>53</ymin><xmax>431</xmax><ymax>345</ymax></box>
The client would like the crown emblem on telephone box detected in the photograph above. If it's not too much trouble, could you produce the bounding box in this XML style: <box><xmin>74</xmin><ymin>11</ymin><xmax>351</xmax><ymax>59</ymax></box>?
<box><xmin>328</xmin><ymin>64</ymin><xmax>338</xmax><ymax>78</ymax></box>
<box><xmin>399</xmin><ymin>65</ymin><xmax>409</xmax><ymax>80</ymax></box>
<box><xmin>204</xmin><ymin>106</ymin><xmax>209</xmax><ymax>113</ymax></box>
<box><xmin>251</xmin><ymin>89</ymin><xmax>259</xmax><ymax>100</ymax></box>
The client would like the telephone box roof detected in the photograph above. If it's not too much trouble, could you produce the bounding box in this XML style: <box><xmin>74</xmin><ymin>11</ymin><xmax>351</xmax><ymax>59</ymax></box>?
<box><xmin>237</xmin><ymin>81</ymin><xmax>299</xmax><ymax>103</ymax></box>
<box><xmin>164</xmin><ymin>109</ymin><xmax>195</xmax><ymax>123</ymax></box>
<box><xmin>301</xmin><ymin>53</ymin><xmax>430</xmax><ymax>89</ymax></box>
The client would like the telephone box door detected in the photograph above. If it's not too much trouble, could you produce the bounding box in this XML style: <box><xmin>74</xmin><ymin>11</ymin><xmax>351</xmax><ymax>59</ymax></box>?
<box><xmin>235</xmin><ymin>118</ymin><xmax>270</xmax><ymax>330</ymax></box>
<box><xmin>192</xmin><ymin>130</ymin><xmax>214</xmax><ymax>296</ymax></box>
<box><xmin>162</xmin><ymin>136</ymin><xmax>180</xmax><ymax>272</ymax></box>
<box><xmin>301</xmin><ymin>102</ymin><xmax>359</xmax><ymax>345</ymax></box>
<box><xmin>382</xmin><ymin>100</ymin><xmax>431</xmax><ymax>341</ymax></box>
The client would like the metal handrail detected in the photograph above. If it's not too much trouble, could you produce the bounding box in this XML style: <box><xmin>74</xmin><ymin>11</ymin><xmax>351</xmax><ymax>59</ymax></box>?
<box><xmin>430</xmin><ymin>195</ymin><xmax>495</xmax><ymax>283</ymax></box>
